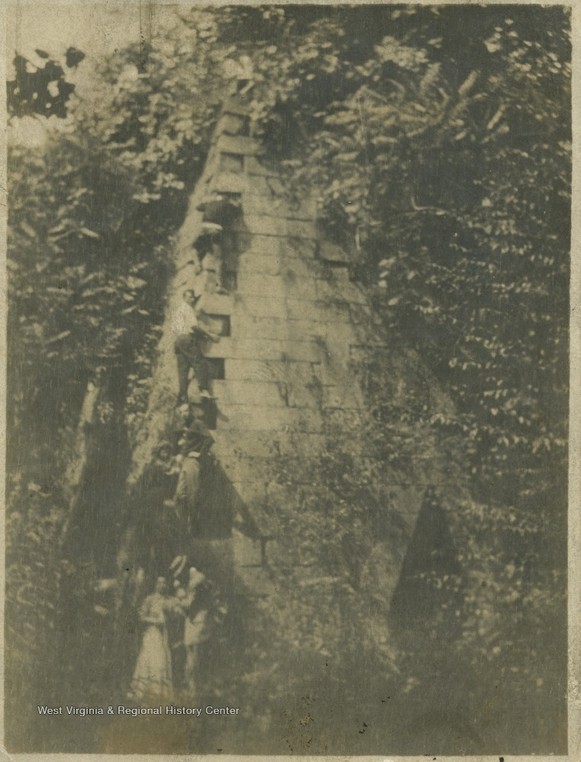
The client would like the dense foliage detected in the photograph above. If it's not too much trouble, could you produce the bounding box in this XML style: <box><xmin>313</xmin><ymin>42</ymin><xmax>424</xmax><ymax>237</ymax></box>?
<box><xmin>6</xmin><ymin>4</ymin><xmax>569</xmax><ymax>753</ymax></box>
<box><xmin>7</xmin><ymin>48</ymin><xmax>84</xmax><ymax>119</ymax></box>
<box><xmin>245</xmin><ymin>6</ymin><xmax>570</xmax><ymax>748</ymax></box>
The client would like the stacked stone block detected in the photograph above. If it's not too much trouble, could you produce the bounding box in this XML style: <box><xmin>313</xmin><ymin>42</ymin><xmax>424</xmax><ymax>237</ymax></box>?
<box><xmin>131</xmin><ymin>96</ymin><xmax>454</xmax><ymax>606</ymax></box>
<box><xmin>182</xmin><ymin>99</ymin><xmax>405</xmax><ymax>587</ymax></box>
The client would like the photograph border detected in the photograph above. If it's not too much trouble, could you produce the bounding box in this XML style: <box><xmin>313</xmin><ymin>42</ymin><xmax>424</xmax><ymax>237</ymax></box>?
<box><xmin>0</xmin><ymin>1</ymin><xmax>578</xmax><ymax>760</ymax></box>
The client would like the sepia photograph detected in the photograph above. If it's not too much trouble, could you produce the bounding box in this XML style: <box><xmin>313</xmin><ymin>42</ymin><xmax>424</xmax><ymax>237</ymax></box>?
<box><xmin>2</xmin><ymin>1</ymin><xmax>575</xmax><ymax>757</ymax></box>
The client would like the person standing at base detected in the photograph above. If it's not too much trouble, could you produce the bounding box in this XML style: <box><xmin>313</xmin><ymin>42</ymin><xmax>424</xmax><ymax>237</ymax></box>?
<box><xmin>180</xmin><ymin>569</ymin><xmax>212</xmax><ymax>700</ymax></box>
<box><xmin>171</xmin><ymin>289</ymin><xmax>220</xmax><ymax>405</ymax></box>
<box><xmin>127</xmin><ymin>577</ymin><xmax>177</xmax><ymax>704</ymax></box>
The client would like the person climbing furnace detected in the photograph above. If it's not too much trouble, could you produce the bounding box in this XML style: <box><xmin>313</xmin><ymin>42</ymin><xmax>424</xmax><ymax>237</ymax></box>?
<box><xmin>194</xmin><ymin>192</ymin><xmax>242</xmax><ymax>294</ymax></box>
<box><xmin>171</xmin><ymin>289</ymin><xmax>220</xmax><ymax>406</ymax></box>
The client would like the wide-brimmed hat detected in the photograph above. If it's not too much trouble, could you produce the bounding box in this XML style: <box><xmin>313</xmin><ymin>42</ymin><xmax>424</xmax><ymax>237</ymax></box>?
<box><xmin>188</xmin><ymin>566</ymin><xmax>205</xmax><ymax>587</ymax></box>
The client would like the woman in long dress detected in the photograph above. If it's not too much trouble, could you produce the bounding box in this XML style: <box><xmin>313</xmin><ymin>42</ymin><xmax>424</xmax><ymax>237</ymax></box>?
<box><xmin>128</xmin><ymin>577</ymin><xmax>174</xmax><ymax>704</ymax></box>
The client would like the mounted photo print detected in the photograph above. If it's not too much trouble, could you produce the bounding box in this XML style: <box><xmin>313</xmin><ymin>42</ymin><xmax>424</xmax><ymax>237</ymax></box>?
<box><xmin>2</xmin><ymin>2</ymin><xmax>577</xmax><ymax>759</ymax></box>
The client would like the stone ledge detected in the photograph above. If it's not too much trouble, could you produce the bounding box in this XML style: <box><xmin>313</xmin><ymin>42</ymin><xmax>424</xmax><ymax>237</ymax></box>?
<box><xmin>213</xmin><ymin>378</ymin><xmax>288</xmax><ymax>407</ymax></box>
<box><xmin>216</xmin><ymin>405</ymin><xmax>323</xmax><ymax>433</ymax></box>
<box><xmin>208</xmin><ymin>172</ymin><xmax>249</xmax><ymax>194</ymax></box>
<box><xmin>200</xmin><ymin>293</ymin><xmax>234</xmax><ymax>314</ymax></box>
<box><xmin>237</xmin><ymin>252</ymin><xmax>285</xmax><ymax>276</ymax></box>
<box><xmin>237</xmin><ymin>272</ymin><xmax>317</xmax><ymax>301</ymax></box>
<box><xmin>244</xmin><ymin>214</ymin><xmax>288</xmax><ymax>237</ymax></box>
<box><xmin>244</xmin><ymin>235</ymin><xmax>315</xmax><ymax>257</ymax></box>
<box><xmin>215</xmin><ymin>134</ymin><xmax>259</xmax><ymax>156</ymax></box>
<box><xmin>222</xmin><ymin>97</ymin><xmax>253</xmax><ymax>116</ymax></box>
<box><xmin>205</xmin><ymin>336</ymin><xmax>323</xmax><ymax>362</ymax></box>
<box><xmin>236</xmin><ymin>272</ymin><xmax>290</xmax><ymax>300</ymax></box>
<box><xmin>231</xmin><ymin>316</ymin><xmax>326</xmax><ymax>342</ymax></box>
<box><xmin>243</xmin><ymin>193</ymin><xmax>315</xmax><ymax>221</ymax></box>
<box><xmin>233</xmin><ymin>295</ymin><xmax>288</xmax><ymax>319</ymax></box>
<box><xmin>216</xmin><ymin>113</ymin><xmax>250</xmax><ymax>138</ymax></box>
<box><xmin>224</xmin><ymin>358</ymin><xmax>320</xmax><ymax>384</ymax></box>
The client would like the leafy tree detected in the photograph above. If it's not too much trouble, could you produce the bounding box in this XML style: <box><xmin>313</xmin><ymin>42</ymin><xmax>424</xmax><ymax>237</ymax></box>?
<box><xmin>7</xmin><ymin>48</ymin><xmax>84</xmax><ymax>119</ymax></box>
<box><xmin>5</xmin><ymin>4</ymin><xmax>570</xmax><ymax>752</ymax></box>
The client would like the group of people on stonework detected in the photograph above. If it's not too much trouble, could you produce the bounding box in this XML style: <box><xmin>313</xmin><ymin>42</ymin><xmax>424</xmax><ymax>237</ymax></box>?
<box><xmin>172</xmin><ymin>191</ymin><xmax>242</xmax><ymax>409</ymax></box>
<box><xmin>128</xmin><ymin>565</ymin><xmax>226</xmax><ymax>704</ymax></box>
<box><xmin>132</xmin><ymin>401</ymin><xmax>215</xmax><ymax>573</ymax></box>
<box><xmin>127</xmin><ymin>194</ymin><xmax>245</xmax><ymax>703</ymax></box>
<box><xmin>126</xmin><ymin>399</ymin><xmax>224</xmax><ymax>703</ymax></box>
<box><xmin>124</xmin><ymin>183</ymin><xmax>247</xmax><ymax>705</ymax></box>
<box><xmin>126</xmin><ymin>397</ymin><xmax>221</xmax><ymax>703</ymax></box>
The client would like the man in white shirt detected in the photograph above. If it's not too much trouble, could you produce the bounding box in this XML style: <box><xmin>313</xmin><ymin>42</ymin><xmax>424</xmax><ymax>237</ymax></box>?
<box><xmin>172</xmin><ymin>289</ymin><xmax>220</xmax><ymax>405</ymax></box>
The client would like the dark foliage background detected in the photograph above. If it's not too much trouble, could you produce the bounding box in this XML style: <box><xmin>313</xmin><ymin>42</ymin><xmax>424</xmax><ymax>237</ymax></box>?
<box><xmin>6</xmin><ymin>4</ymin><xmax>570</xmax><ymax>753</ymax></box>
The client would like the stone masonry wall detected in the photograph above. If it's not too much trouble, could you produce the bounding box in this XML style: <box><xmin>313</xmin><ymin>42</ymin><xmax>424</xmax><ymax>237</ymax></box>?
<box><xmin>127</xmin><ymin>95</ymin><xmax>462</xmax><ymax>607</ymax></box>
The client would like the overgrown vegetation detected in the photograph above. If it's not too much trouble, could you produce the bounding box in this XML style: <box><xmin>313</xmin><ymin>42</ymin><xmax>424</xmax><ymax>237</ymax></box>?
<box><xmin>6</xmin><ymin>5</ymin><xmax>569</xmax><ymax>753</ymax></box>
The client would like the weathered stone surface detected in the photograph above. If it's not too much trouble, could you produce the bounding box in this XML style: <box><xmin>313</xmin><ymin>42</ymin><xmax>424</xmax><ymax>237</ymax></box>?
<box><xmin>216</xmin><ymin>113</ymin><xmax>250</xmax><ymax>137</ymax></box>
<box><xmin>232</xmin><ymin>529</ymin><xmax>263</xmax><ymax>568</ymax></box>
<box><xmin>315</xmin><ymin>274</ymin><xmax>358</xmax><ymax>301</ymax></box>
<box><xmin>280</xmin><ymin>341</ymin><xmax>326</xmax><ymax>362</ymax></box>
<box><xmin>212</xmin><ymin>430</ymin><xmax>285</xmax><ymax>459</ymax></box>
<box><xmin>286</xmin><ymin>219</ymin><xmax>314</xmax><ymax>239</ymax></box>
<box><xmin>224</xmin><ymin>358</ymin><xmax>319</xmax><ymax>384</ymax></box>
<box><xmin>243</xmin><ymin>214</ymin><xmax>287</xmax><ymax>237</ymax></box>
<box><xmin>237</xmin><ymin>252</ymin><xmax>285</xmax><ymax>275</ymax></box>
<box><xmin>210</xmin><ymin>171</ymin><xmax>249</xmax><ymax>194</ymax></box>
<box><xmin>285</xmin><ymin>236</ymin><xmax>318</xmax><ymax>258</ymax></box>
<box><xmin>232</xmin><ymin>316</ymin><xmax>321</xmax><ymax>342</ymax></box>
<box><xmin>222</xmin><ymin>96</ymin><xmax>253</xmax><ymax>116</ymax></box>
<box><xmin>285</xmin><ymin>197</ymin><xmax>317</xmax><ymax>221</ymax></box>
<box><xmin>213</xmin><ymin>379</ymin><xmax>287</xmax><ymax>407</ymax></box>
<box><xmin>237</xmin><ymin>271</ymin><xmax>317</xmax><ymax>300</ymax></box>
<box><xmin>348</xmin><ymin>302</ymin><xmax>384</xmax><ymax>329</ymax></box>
<box><xmin>234</xmin><ymin>294</ymin><xmax>288</xmax><ymax>319</ymax></box>
<box><xmin>317</xmin><ymin>238</ymin><xmax>351</xmax><ymax>264</ymax></box>
<box><xmin>219</xmin><ymin>152</ymin><xmax>245</xmax><ymax>173</ymax></box>
<box><xmin>236</xmin><ymin>272</ymin><xmax>289</xmax><ymax>299</ymax></box>
<box><xmin>281</xmin><ymin>257</ymin><xmax>327</xmax><ymax>282</ymax></box>
<box><xmin>275</xmin><ymin>432</ymin><xmax>327</xmax><ymax>457</ymax></box>
<box><xmin>321</xmin><ymin>384</ymin><xmax>364</xmax><ymax>410</ymax></box>
<box><xmin>263</xmin><ymin>176</ymin><xmax>286</xmax><ymax>196</ymax></box>
<box><xmin>215</xmin><ymin>134</ymin><xmax>258</xmax><ymax>156</ymax></box>
<box><xmin>199</xmin><ymin>313</ymin><xmax>230</xmax><ymax>336</ymax></box>
<box><xmin>218</xmin><ymin>454</ymin><xmax>277</xmax><ymax>485</ymax></box>
<box><xmin>243</xmin><ymin>193</ymin><xmax>316</xmax><ymax>221</ymax></box>
<box><xmin>205</xmin><ymin>337</ymin><xmax>282</xmax><ymax>361</ymax></box>
<box><xmin>243</xmin><ymin>194</ymin><xmax>288</xmax><ymax>217</ymax></box>
<box><xmin>244</xmin><ymin>155</ymin><xmax>279</xmax><ymax>177</ymax></box>
<box><xmin>286</xmin><ymin>298</ymin><xmax>352</xmax><ymax>323</ymax></box>
<box><xmin>206</xmin><ymin>336</ymin><xmax>322</xmax><ymax>362</ymax></box>
<box><xmin>216</xmin><ymin>404</ymin><xmax>323</xmax><ymax>433</ymax></box>
<box><xmin>200</xmin><ymin>293</ymin><xmax>234</xmax><ymax>315</ymax></box>
<box><xmin>235</xmin><ymin>565</ymin><xmax>276</xmax><ymax>597</ymax></box>
<box><xmin>239</xmin><ymin>235</ymin><xmax>288</xmax><ymax>258</ymax></box>
<box><xmin>222</xmin><ymin>460</ymin><xmax>275</xmax><ymax>487</ymax></box>
<box><xmin>229</xmin><ymin>479</ymin><xmax>267</xmax><ymax>506</ymax></box>
<box><xmin>285</xmin><ymin>382</ymin><xmax>323</xmax><ymax>409</ymax></box>
<box><xmin>131</xmin><ymin>97</ymin><xmax>461</xmax><ymax>625</ymax></box>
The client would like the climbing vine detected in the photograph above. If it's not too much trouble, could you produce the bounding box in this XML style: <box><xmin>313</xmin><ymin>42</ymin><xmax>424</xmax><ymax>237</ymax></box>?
<box><xmin>6</xmin><ymin>4</ymin><xmax>569</xmax><ymax>753</ymax></box>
